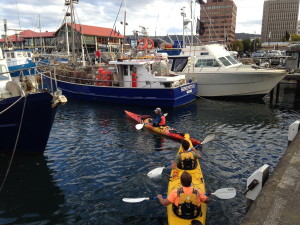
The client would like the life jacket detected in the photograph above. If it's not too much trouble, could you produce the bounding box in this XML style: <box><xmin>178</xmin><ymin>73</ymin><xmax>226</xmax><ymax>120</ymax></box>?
<box><xmin>177</xmin><ymin>152</ymin><xmax>197</xmax><ymax>170</ymax></box>
<box><xmin>159</xmin><ymin>115</ymin><xmax>166</xmax><ymax>126</ymax></box>
<box><xmin>172</xmin><ymin>187</ymin><xmax>202</xmax><ymax>219</ymax></box>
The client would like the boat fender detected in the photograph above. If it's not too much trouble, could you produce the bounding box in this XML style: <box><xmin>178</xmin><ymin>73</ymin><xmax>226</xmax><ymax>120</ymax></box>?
<box><xmin>288</xmin><ymin>120</ymin><xmax>300</xmax><ymax>145</ymax></box>
<box><xmin>245</xmin><ymin>164</ymin><xmax>269</xmax><ymax>201</ymax></box>
<box><xmin>6</xmin><ymin>81</ymin><xmax>22</xmax><ymax>97</ymax></box>
<box><xmin>51</xmin><ymin>95</ymin><xmax>68</xmax><ymax>108</ymax></box>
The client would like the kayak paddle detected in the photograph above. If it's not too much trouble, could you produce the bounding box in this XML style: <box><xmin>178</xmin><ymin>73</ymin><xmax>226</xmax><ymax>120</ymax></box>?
<box><xmin>122</xmin><ymin>188</ymin><xmax>236</xmax><ymax>203</ymax></box>
<box><xmin>135</xmin><ymin>113</ymin><xmax>168</xmax><ymax>130</ymax></box>
<box><xmin>147</xmin><ymin>162</ymin><xmax>172</xmax><ymax>178</ymax></box>
<box><xmin>122</xmin><ymin>196</ymin><xmax>167</xmax><ymax>203</ymax></box>
<box><xmin>205</xmin><ymin>188</ymin><xmax>236</xmax><ymax>199</ymax></box>
<box><xmin>200</xmin><ymin>134</ymin><xmax>215</xmax><ymax>145</ymax></box>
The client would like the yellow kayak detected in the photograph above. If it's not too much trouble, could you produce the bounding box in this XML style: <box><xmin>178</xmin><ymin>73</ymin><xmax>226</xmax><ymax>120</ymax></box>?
<box><xmin>167</xmin><ymin>133</ymin><xmax>207</xmax><ymax>225</ymax></box>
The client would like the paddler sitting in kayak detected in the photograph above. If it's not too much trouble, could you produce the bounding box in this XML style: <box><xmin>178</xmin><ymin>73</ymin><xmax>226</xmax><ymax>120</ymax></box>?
<box><xmin>152</xmin><ymin>107</ymin><xmax>166</xmax><ymax>127</ymax></box>
<box><xmin>157</xmin><ymin>171</ymin><xmax>210</xmax><ymax>219</ymax></box>
<box><xmin>171</xmin><ymin>139</ymin><xmax>201</xmax><ymax>170</ymax></box>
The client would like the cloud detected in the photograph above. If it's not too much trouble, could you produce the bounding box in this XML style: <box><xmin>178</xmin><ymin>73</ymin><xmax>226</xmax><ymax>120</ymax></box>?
<box><xmin>1</xmin><ymin>0</ymin><xmax>264</xmax><ymax>37</ymax></box>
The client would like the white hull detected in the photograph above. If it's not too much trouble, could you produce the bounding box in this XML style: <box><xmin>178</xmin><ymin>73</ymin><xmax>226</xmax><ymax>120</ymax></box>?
<box><xmin>168</xmin><ymin>44</ymin><xmax>287</xmax><ymax>98</ymax></box>
<box><xmin>191</xmin><ymin>68</ymin><xmax>286</xmax><ymax>97</ymax></box>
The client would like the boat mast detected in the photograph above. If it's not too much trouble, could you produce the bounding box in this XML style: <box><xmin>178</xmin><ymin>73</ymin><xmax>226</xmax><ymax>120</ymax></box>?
<box><xmin>181</xmin><ymin>7</ymin><xmax>186</xmax><ymax>47</ymax></box>
<box><xmin>122</xmin><ymin>0</ymin><xmax>127</xmax><ymax>55</ymax></box>
<box><xmin>70</xmin><ymin>0</ymin><xmax>76</xmax><ymax>60</ymax></box>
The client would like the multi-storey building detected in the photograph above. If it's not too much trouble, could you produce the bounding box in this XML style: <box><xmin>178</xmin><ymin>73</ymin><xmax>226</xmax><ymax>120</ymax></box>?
<box><xmin>200</xmin><ymin>0</ymin><xmax>237</xmax><ymax>45</ymax></box>
<box><xmin>261</xmin><ymin>0</ymin><xmax>299</xmax><ymax>43</ymax></box>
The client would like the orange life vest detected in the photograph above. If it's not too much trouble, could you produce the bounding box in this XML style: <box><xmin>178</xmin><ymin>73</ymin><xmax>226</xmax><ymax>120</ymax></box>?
<box><xmin>159</xmin><ymin>115</ymin><xmax>166</xmax><ymax>126</ymax></box>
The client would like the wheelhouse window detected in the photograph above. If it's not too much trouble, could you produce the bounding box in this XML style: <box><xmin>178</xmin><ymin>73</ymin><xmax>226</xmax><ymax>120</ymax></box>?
<box><xmin>195</xmin><ymin>59</ymin><xmax>220</xmax><ymax>67</ymax></box>
<box><xmin>218</xmin><ymin>57</ymin><xmax>231</xmax><ymax>66</ymax></box>
<box><xmin>170</xmin><ymin>57</ymin><xmax>188</xmax><ymax>72</ymax></box>
<box><xmin>225</xmin><ymin>56</ymin><xmax>238</xmax><ymax>65</ymax></box>
<box><xmin>0</xmin><ymin>65</ymin><xmax>9</xmax><ymax>80</ymax></box>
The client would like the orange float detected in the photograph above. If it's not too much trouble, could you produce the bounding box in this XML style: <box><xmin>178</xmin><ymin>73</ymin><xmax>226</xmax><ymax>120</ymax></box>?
<box><xmin>95</xmin><ymin>68</ymin><xmax>112</xmax><ymax>86</ymax></box>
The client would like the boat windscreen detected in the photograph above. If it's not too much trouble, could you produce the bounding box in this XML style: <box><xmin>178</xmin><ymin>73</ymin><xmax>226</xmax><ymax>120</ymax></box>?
<box><xmin>225</xmin><ymin>56</ymin><xmax>239</xmax><ymax>65</ymax></box>
<box><xmin>218</xmin><ymin>57</ymin><xmax>231</xmax><ymax>66</ymax></box>
<box><xmin>0</xmin><ymin>65</ymin><xmax>10</xmax><ymax>80</ymax></box>
<box><xmin>171</xmin><ymin>58</ymin><xmax>188</xmax><ymax>72</ymax></box>
<box><xmin>195</xmin><ymin>59</ymin><xmax>220</xmax><ymax>67</ymax></box>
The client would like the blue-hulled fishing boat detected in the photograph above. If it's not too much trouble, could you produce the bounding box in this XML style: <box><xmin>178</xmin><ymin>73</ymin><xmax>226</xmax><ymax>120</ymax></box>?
<box><xmin>0</xmin><ymin>47</ymin><xmax>67</xmax><ymax>154</ymax></box>
<box><xmin>38</xmin><ymin>53</ymin><xmax>198</xmax><ymax>107</ymax></box>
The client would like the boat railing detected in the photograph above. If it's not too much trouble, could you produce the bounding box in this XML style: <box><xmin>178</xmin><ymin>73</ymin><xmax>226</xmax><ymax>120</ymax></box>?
<box><xmin>235</xmin><ymin>63</ymin><xmax>244</xmax><ymax>71</ymax></box>
<box><xmin>8</xmin><ymin>66</ymin><xmax>38</xmax><ymax>76</ymax></box>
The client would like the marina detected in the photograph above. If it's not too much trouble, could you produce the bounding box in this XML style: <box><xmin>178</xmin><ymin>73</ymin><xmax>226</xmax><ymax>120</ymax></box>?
<box><xmin>2</xmin><ymin>0</ymin><xmax>300</xmax><ymax>224</ymax></box>
<box><xmin>1</xmin><ymin>81</ymin><xmax>300</xmax><ymax>224</ymax></box>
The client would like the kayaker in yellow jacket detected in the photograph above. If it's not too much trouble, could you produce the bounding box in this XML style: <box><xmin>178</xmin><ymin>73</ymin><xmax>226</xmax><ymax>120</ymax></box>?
<box><xmin>157</xmin><ymin>171</ymin><xmax>210</xmax><ymax>219</ymax></box>
<box><xmin>171</xmin><ymin>139</ymin><xmax>202</xmax><ymax>170</ymax></box>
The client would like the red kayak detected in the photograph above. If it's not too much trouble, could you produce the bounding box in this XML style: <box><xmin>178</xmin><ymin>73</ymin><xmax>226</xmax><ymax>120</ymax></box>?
<box><xmin>125</xmin><ymin>110</ymin><xmax>201</xmax><ymax>146</ymax></box>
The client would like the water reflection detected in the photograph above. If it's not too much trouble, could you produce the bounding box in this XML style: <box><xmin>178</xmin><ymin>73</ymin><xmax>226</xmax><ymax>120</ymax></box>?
<box><xmin>0</xmin><ymin>155</ymin><xmax>65</xmax><ymax>224</ymax></box>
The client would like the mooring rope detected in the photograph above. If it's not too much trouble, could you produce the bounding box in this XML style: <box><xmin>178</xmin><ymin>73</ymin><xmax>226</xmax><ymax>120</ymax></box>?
<box><xmin>0</xmin><ymin>95</ymin><xmax>23</xmax><ymax>115</ymax></box>
<box><xmin>0</xmin><ymin>95</ymin><xmax>27</xmax><ymax>193</ymax></box>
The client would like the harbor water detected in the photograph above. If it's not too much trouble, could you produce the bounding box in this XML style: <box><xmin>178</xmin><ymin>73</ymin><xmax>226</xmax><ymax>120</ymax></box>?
<box><xmin>1</xmin><ymin>82</ymin><xmax>300</xmax><ymax>225</ymax></box>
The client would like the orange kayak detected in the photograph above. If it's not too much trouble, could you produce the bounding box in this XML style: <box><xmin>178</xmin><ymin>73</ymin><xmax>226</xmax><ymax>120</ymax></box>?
<box><xmin>125</xmin><ymin>110</ymin><xmax>201</xmax><ymax>146</ymax></box>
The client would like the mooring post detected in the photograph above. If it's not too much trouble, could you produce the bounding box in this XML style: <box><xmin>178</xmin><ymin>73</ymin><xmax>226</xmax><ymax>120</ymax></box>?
<box><xmin>275</xmin><ymin>83</ymin><xmax>280</xmax><ymax>103</ymax></box>
<box><xmin>269</xmin><ymin>88</ymin><xmax>274</xmax><ymax>104</ymax></box>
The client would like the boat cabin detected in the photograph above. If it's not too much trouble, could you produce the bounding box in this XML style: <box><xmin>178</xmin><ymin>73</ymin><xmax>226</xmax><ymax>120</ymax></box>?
<box><xmin>168</xmin><ymin>44</ymin><xmax>242</xmax><ymax>72</ymax></box>
<box><xmin>0</xmin><ymin>48</ymin><xmax>13</xmax><ymax>98</ymax></box>
<box><xmin>108</xmin><ymin>58</ymin><xmax>187</xmax><ymax>88</ymax></box>
<box><xmin>4</xmin><ymin>50</ymin><xmax>33</xmax><ymax>67</ymax></box>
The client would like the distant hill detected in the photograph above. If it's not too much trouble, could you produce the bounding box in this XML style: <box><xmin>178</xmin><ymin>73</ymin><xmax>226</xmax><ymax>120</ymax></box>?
<box><xmin>235</xmin><ymin>33</ymin><xmax>261</xmax><ymax>40</ymax></box>
<box><xmin>126</xmin><ymin>33</ymin><xmax>261</xmax><ymax>45</ymax></box>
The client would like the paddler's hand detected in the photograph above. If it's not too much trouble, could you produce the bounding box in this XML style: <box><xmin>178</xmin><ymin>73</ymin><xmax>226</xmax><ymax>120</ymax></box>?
<box><xmin>191</xmin><ymin>147</ymin><xmax>202</xmax><ymax>158</ymax></box>
<box><xmin>171</xmin><ymin>160</ymin><xmax>177</xmax><ymax>170</ymax></box>
<box><xmin>157</xmin><ymin>194</ymin><xmax>172</xmax><ymax>206</ymax></box>
<box><xmin>157</xmin><ymin>194</ymin><xmax>163</xmax><ymax>200</ymax></box>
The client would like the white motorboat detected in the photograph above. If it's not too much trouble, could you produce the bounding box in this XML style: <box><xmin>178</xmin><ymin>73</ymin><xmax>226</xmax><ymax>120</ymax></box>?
<box><xmin>167</xmin><ymin>44</ymin><xmax>287</xmax><ymax>98</ymax></box>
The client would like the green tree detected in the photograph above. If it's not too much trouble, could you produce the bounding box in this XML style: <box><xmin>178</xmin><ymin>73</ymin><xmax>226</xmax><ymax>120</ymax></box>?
<box><xmin>231</xmin><ymin>40</ymin><xmax>243</xmax><ymax>52</ymax></box>
<box><xmin>242</xmin><ymin>39</ymin><xmax>251</xmax><ymax>52</ymax></box>
<box><xmin>290</xmin><ymin>33</ymin><xmax>300</xmax><ymax>41</ymax></box>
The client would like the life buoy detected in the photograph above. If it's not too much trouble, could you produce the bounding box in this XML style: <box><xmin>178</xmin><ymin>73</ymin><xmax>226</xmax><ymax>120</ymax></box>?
<box><xmin>137</xmin><ymin>38</ymin><xmax>154</xmax><ymax>50</ymax></box>
<box><xmin>147</xmin><ymin>39</ymin><xmax>154</xmax><ymax>49</ymax></box>
<box><xmin>138</xmin><ymin>38</ymin><xmax>148</xmax><ymax>50</ymax></box>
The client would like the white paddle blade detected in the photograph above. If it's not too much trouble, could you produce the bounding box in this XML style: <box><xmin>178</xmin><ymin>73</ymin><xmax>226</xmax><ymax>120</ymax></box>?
<box><xmin>147</xmin><ymin>167</ymin><xmax>164</xmax><ymax>178</ymax></box>
<box><xmin>202</xmin><ymin>134</ymin><xmax>215</xmax><ymax>144</ymax></box>
<box><xmin>135</xmin><ymin>124</ymin><xmax>144</xmax><ymax>130</ymax></box>
<box><xmin>122</xmin><ymin>197</ymin><xmax>150</xmax><ymax>203</ymax></box>
<box><xmin>212</xmin><ymin>188</ymin><xmax>236</xmax><ymax>199</ymax></box>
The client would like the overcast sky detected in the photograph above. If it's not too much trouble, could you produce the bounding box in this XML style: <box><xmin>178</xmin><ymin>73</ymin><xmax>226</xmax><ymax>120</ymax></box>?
<box><xmin>0</xmin><ymin>0</ymin><xmax>264</xmax><ymax>37</ymax></box>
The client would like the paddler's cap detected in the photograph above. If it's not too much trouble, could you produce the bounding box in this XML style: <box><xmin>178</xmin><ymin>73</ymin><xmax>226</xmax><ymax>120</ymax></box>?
<box><xmin>154</xmin><ymin>107</ymin><xmax>161</xmax><ymax>113</ymax></box>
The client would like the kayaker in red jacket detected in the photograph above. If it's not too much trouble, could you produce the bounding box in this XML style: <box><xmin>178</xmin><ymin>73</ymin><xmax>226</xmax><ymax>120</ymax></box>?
<box><xmin>157</xmin><ymin>171</ymin><xmax>210</xmax><ymax>219</ymax></box>
<box><xmin>152</xmin><ymin>107</ymin><xmax>166</xmax><ymax>127</ymax></box>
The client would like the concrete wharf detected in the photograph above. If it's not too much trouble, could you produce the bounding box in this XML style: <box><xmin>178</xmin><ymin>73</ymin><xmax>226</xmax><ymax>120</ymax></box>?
<box><xmin>241</xmin><ymin>127</ymin><xmax>300</xmax><ymax>225</ymax></box>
